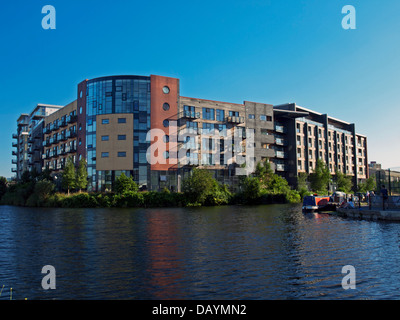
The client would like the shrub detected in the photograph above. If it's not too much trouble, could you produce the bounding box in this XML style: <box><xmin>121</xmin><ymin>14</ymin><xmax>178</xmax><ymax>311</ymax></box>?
<box><xmin>114</xmin><ymin>173</ymin><xmax>138</xmax><ymax>194</ymax></box>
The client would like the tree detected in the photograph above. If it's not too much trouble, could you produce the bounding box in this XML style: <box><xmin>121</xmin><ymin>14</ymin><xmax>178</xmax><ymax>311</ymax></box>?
<box><xmin>114</xmin><ymin>173</ymin><xmax>138</xmax><ymax>194</ymax></box>
<box><xmin>335</xmin><ymin>168</ymin><xmax>353</xmax><ymax>193</ymax></box>
<box><xmin>62</xmin><ymin>158</ymin><xmax>76</xmax><ymax>195</ymax></box>
<box><xmin>242</xmin><ymin>176</ymin><xmax>261</xmax><ymax>202</ymax></box>
<box><xmin>357</xmin><ymin>177</ymin><xmax>376</xmax><ymax>193</ymax></box>
<box><xmin>76</xmin><ymin>159</ymin><xmax>88</xmax><ymax>192</ymax></box>
<box><xmin>309</xmin><ymin>159</ymin><xmax>331</xmax><ymax>194</ymax></box>
<box><xmin>182</xmin><ymin>168</ymin><xmax>216</xmax><ymax>205</ymax></box>
<box><xmin>0</xmin><ymin>176</ymin><xmax>8</xmax><ymax>200</ymax></box>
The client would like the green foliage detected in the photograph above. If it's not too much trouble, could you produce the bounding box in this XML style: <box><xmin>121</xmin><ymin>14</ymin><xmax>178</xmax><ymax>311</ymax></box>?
<box><xmin>62</xmin><ymin>158</ymin><xmax>76</xmax><ymax>194</ymax></box>
<box><xmin>242</xmin><ymin>176</ymin><xmax>261</xmax><ymax>203</ymax></box>
<box><xmin>357</xmin><ymin>177</ymin><xmax>376</xmax><ymax>193</ymax></box>
<box><xmin>238</xmin><ymin>160</ymin><xmax>301</xmax><ymax>205</ymax></box>
<box><xmin>335</xmin><ymin>168</ymin><xmax>353</xmax><ymax>193</ymax></box>
<box><xmin>26</xmin><ymin>180</ymin><xmax>55</xmax><ymax>207</ymax></box>
<box><xmin>76</xmin><ymin>159</ymin><xmax>88</xmax><ymax>191</ymax></box>
<box><xmin>297</xmin><ymin>172</ymin><xmax>311</xmax><ymax>199</ymax></box>
<box><xmin>309</xmin><ymin>159</ymin><xmax>331</xmax><ymax>194</ymax></box>
<box><xmin>182</xmin><ymin>168</ymin><xmax>215</xmax><ymax>205</ymax></box>
<box><xmin>114</xmin><ymin>173</ymin><xmax>138</xmax><ymax>194</ymax></box>
<box><xmin>0</xmin><ymin>176</ymin><xmax>8</xmax><ymax>200</ymax></box>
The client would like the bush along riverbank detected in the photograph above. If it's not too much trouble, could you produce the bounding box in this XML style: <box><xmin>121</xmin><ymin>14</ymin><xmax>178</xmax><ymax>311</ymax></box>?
<box><xmin>0</xmin><ymin>161</ymin><xmax>305</xmax><ymax>208</ymax></box>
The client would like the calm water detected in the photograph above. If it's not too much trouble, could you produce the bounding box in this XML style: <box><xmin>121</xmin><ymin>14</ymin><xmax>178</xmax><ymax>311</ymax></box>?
<box><xmin>1</xmin><ymin>204</ymin><xmax>400</xmax><ymax>300</ymax></box>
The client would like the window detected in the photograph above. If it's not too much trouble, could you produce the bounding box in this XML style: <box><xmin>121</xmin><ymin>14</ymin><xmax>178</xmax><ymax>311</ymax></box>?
<box><xmin>118</xmin><ymin>152</ymin><xmax>126</xmax><ymax>157</ymax></box>
<box><xmin>266</xmin><ymin>116</ymin><xmax>272</xmax><ymax>121</ymax></box>
<box><xmin>102</xmin><ymin>119</ymin><xmax>109</xmax><ymax>124</ymax></box>
<box><xmin>163</xmin><ymin>120</ymin><xmax>169</xmax><ymax>127</ymax></box>
<box><xmin>118</xmin><ymin>118</ymin><xmax>126</xmax><ymax>123</ymax></box>
<box><xmin>262</xmin><ymin>143</ymin><xmax>269</xmax><ymax>149</ymax></box>
<box><xmin>163</xmin><ymin>151</ymin><xmax>169</xmax><ymax>159</ymax></box>
<box><xmin>163</xmin><ymin>103</ymin><xmax>170</xmax><ymax>111</ymax></box>
<box><xmin>202</xmin><ymin>108</ymin><xmax>215</xmax><ymax>120</ymax></box>
<box><xmin>118</xmin><ymin>135</ymin><xmax>126</xmax><ymax>140</ymax></box>
<box><xmin>163</xmin><ymin>86</ymin><xmax>170</xmax><ymax>94</ymax></box>
<box><xmin>260</xmin><ymin>115</ymin><xmax>267</xmax><ymax>121</ymax></box>
<box><xmin>163</xmin><ymin>135</ymin><xmax>169</xmax><ymax>143</ymax></box>
<box><xmin>248</xmin><ymin>114</ymin><xmax>255</xmax><ymax>120</ymax></box>
<box><xmin>229</xmin><ymin>111</ymin><xmax>239</xmax><ymax>117</ymax></box>
<box><xmin>101</xmin><ymin>135</ymin><xmax>109</xmax><ymax>141</ymax></box>
<box><xmin>261</xmin><ymin>129</ymin><xmax>269</xmax><ymax>135</ymax></box>
<box><xmin>101</xmin><ymin>152</ymin><xmax>109</xmax><ymax>158</ymax></box>
<box><xmin>216</xmin><ymin>109</ymin><xmax>225</xmax><ymax>122</ymax></box>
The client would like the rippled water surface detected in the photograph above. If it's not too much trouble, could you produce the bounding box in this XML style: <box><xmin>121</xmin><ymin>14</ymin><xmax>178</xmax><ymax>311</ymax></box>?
<box><xmin>1</xmin><ymin>204</ymin><xmax>400</xmax><ymax>300</ymax></box>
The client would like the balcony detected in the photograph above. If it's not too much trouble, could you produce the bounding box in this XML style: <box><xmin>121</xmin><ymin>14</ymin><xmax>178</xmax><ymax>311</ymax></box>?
<box><xmin>66</xmin><ymin>131</ymin><xmax>77</xmax><ymax>139</ymax></box>
<box><xmin>275</xmin><ymin>125</ymin><xmax>286</xmax><ymax>134</ymax></box>
<box><xmin>12</xmin><ymin>151</ymin><xmax>17</xmax><ymax>156</ymax></box>
<box><xmin>11</xmin><ymin>168</ymin><xmax>17</xmax><ymax>173</ymax></box>
<box><xmin>12</xmin><ymin>133</ymin><xmax>18</xmax><ymax>139</ymax></box>
<box><xmin>60</xmin><ymin>120</ymin><xmax>67</xmax><ymax>127</ymax></box>
<box><xmin>181</xmin><ymin>110</ymin><xmax>201</xmax><ymax>119</ymax></box>
<box><xmin>226</xmin><ymin>116</ymin><xmax>244</xmax><ymax>124</ymax></box>
<box><xmin>59</xmin><ymin>134</ymin><xmax>67</xmax><ymax>141</ymax></box>
<box><xmin>275</xmin><ymin>138</ymin><xmax>287</xmax><ymax>146</ymax></box>
<box><xmin>68</xmin><ymin>115</ymin><xmax>77</xmax><ymax>123</ymax></box>
<box><xmin>275</xmin><ymin>151</ymin><xmax>288</xmax><ymax>159</ymax></box>
<box><xmin>12</xmin><ymin>159</ymin><xmax>17</xmax><ymax>164</ymax></box>
<box><xmin>276</xmin><ymin>164</ymin><xmax>286</xmax><ymax>172</ymax></box>
<box><xmin>12</xmin><ymin>142</ymin><xmax>18</xmax><ymax>148</ymax></box>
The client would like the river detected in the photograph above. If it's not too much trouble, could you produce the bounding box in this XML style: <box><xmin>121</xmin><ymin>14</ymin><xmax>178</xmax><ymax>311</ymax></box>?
<box><xmin>1</xmin><ymin>204</ymin><xmax>400</xmax><ymax>300</ymax></box>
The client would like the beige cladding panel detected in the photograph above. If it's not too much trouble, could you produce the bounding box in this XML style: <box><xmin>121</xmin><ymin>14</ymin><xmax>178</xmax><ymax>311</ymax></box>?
<box><xmin>45</xmin><ymin>100</ymin><xmax>77</xmax><ymax>125</ymax></box>
<box><xmin>96</xmin><ymin>114</ymin><xmax>134</xmax><ymax>171</ymax></box>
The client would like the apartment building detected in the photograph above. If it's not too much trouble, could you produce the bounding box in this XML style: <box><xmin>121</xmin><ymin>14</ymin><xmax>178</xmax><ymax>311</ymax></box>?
<box><xmin>273</xmin><ymin>103</ymin><xmax>368</xmax><ymax>187</ymax></box>
<box><xmin>12</xmin><ymin>104</ymin><xmax>62</xmax><ymax>179</ymax></box>
<box><xmin>12</xmin><ymin>74</ymin><xmax>369</xmax><ymax>192</ymax></box>
<box><xmin>42</xmin><ymin>101</ymin><xmax>78</xmax><ymax>172</ymax></box>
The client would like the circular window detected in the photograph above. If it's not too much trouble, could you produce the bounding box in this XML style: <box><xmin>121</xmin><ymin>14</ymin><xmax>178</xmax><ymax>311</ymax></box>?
<box><xmin>162</xmin><ymin>86</ymin><xmax>170</xmax><ymax>94</ymax></box>
<box><xmin>163</xmin><ymin>120</ymin><xmax>169</xmax><ymax>128</ymax></box>
<box><xmin>163</xmin><ymin>103</ymin><xmax>170</xmax><ymax>111</ymax></box>
<box><xmin>163</xmin><ymin>135</ymin><xmax>169</xmax><ymax>143</ymax></box>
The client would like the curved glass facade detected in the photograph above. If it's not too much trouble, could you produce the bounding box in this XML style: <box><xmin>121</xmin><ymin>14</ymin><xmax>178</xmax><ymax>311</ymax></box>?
<box><xmin>85</xmin><ymin>76</ymin><xmax>151</xmax><ymax>192</ymax></box>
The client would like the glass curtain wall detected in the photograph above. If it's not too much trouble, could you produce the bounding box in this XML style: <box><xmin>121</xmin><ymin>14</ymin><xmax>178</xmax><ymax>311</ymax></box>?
<box><xmin>85</xmin><ymin>76</ymin><xmax>151</xmax><ymax>191</ymax></box>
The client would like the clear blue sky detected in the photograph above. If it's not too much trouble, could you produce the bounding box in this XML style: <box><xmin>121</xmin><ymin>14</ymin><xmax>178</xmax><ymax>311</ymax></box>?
<box><xmin>1</xmin><ymin>0</ymin><xmax>399</xmax><ymax>178</ymax></box>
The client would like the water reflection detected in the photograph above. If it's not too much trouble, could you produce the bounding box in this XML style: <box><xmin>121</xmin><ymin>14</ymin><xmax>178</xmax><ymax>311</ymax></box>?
<box><xmin>1</xmin><ymin>204</ymin><xmax>400</xmax><ymax>299</ymax></box>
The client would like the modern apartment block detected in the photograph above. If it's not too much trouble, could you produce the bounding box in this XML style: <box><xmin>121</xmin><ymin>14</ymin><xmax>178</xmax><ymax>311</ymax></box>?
<box><xmin>12</xmin><ymin>74</ymin><xmax>369</xmax><ymax>192</ymax></box>
<box><xmin>273</xmin><ymin>103</ymin><xmax>368</xmax><ymax>187</ymax></box>
<box><xmin>12</xmin><ymin>104</ymin><xmax>63</xmax><ymax>179</ymax></box>
<box><xmin>42</xmin><ymin>101</ymin><xmax>78</xmax><ymax>172</ymax></box>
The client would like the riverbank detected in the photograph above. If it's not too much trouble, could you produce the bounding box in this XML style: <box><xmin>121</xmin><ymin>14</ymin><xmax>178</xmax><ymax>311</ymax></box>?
<box><xmin>0</xmin><ymin>190</ymin><xmax>301</xmax><ymax>209</ymax></box>
<box><xmin>336</xmin><ymin>207</ymin><xmax>400</xmax><ymax>221</ymax></box>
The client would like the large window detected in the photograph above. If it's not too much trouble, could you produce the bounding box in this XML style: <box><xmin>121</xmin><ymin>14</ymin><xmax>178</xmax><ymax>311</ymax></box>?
<box><xmin>202</xmin><ymin>108</ymin><xmax>215</xmax><ymax>120</ymax></box>
<box><xmin>216</xmin><ymin>109</ymin><xmax>225</xmax><ymax>122</ymax></box>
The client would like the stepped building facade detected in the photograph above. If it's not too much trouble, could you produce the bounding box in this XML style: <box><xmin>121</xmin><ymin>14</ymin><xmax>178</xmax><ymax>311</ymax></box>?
<box><xmin>12</xmin><ymin>74</ymin><xmax>369</xmax><ymax>191</ymax></box>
